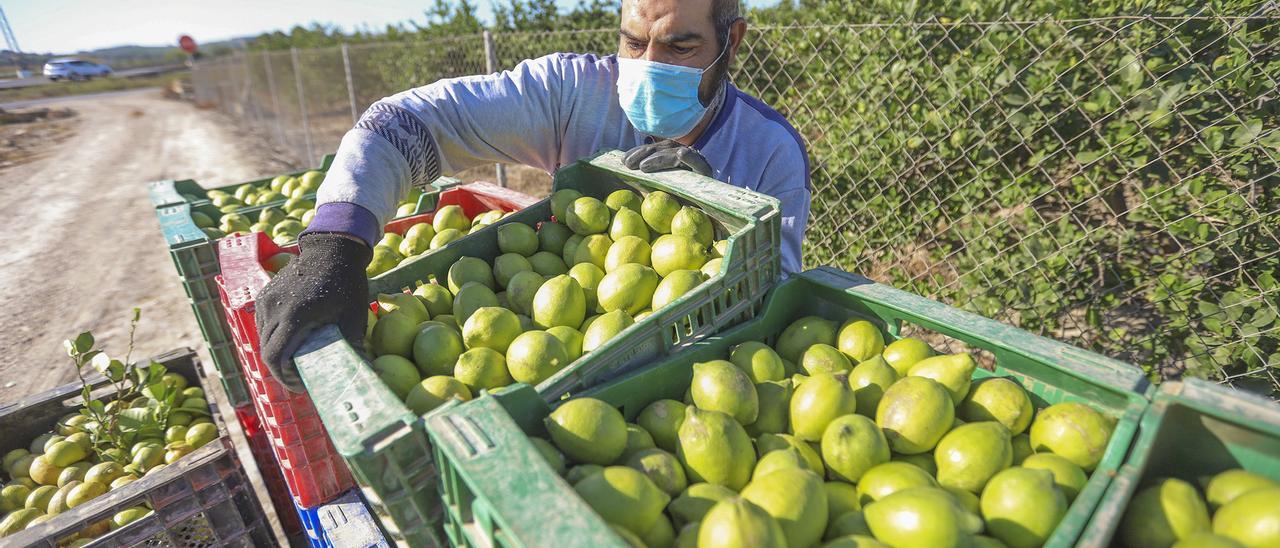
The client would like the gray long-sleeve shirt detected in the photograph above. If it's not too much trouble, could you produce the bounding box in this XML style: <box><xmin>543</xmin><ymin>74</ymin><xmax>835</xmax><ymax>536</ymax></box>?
<box><xmin>306</xmin><ymin>52</ymin><xmax>811</xmax><ymax>274</ymax></box>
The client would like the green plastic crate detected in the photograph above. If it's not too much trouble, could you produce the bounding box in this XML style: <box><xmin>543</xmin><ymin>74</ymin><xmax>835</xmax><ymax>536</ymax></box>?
<box><xmin>152</xmin><ymin>174</ymin><xmax>455</xmax><ymax>409</ymax></box>
<box><xmin>424</xmin><ymin>266</ymin><xmax>1152</xmax><ymax>548</ymax></box>
<box><xmin>147</xmin><ymin>155</ymin><xmax>337</xmax><ymax>208</ymax></box>
<box><xmin>1077</xmin><ymin>378</ymin><xmax>1280</xmax><ymax>547</ymax></box>
<box><xmin>292</xmin><ymin>150</ymin><xmax>782</xmax><ymax>546</ymax></box>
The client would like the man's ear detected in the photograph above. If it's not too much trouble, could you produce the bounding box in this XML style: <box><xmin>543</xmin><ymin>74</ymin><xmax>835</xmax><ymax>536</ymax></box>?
<box><xmin>728</xmin><ymin>18</ymin><xmax>747</xmax><ymax>60</ymax></box>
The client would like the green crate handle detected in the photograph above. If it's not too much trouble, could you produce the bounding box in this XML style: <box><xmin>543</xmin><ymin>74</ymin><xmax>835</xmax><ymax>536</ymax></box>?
<box><xmin>800</xmin><ymin>266</ymin><xmax>1152</xmax><ymax>397</ymax></box>
<box><xmin>1165</xmin><ymin>377</ymin><xmax>1280</xmax><ymax>430</ymax></box>
<box><xmin>295</xmin><ymin>325</ymin><xmax>416</xmax><ymax>456</ymax></box>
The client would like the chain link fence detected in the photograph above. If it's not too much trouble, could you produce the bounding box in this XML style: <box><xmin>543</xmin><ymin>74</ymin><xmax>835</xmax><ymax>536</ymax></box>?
<box><xmin>191</xmin><ymin>11</ymin><xmax>1280</xmax><ymax>395</ymax></box>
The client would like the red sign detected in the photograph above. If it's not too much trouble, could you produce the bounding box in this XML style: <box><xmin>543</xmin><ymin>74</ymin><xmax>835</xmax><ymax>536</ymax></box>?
<box><xmin>179</xmin><ymin>35</ymin><xmax>197</xmax><ymax>54</ymax></box>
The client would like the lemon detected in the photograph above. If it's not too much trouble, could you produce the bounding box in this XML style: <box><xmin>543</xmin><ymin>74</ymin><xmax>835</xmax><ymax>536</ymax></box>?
<box><xmin>532</xmin><ymin>275</ymin><xmax>587</xmax><ymax>330</ymax></box>
<box><xmin>573</xmin><ymin>234</ymin><xmax>614</xmax><ymax>269</ymax></box>
<box><xmin>429</xmin><ymin>228</ymin><xmax>465</xmax><ymax>249</ymax></box>
<box><xmin>461</xmin><ymin>307</ymin><xmax>522</xmax><ymax>353</ymax></box>
<box><xmin>432</xmin><ymin>204</ymin><xmax>470</xmax><ymax>233</ymax></box>
<box><xmin>413</xmin><ymin>322</ymin><xmax>465</xmax><ymax>377</ymax></box>
<box><xmin>529</xmin><ymin>251</ymin><xmax>570</xmax><ymax>276</ymax></box>
<box><xmin>497</xmin><ymin>223</ymin><xmax>539</xmax><ymax>256</ymax></box>
<box><xmin>698</xmin><ymin>497</ymin><xmax>786</xmax><ymax>548</ymax></box>
<box><xmin>604</xmin><ymin>235</ymin><xmax>652</xmax><ymax>272</ymax></box>
<box><xmin>582</xmin><ymin>310</ymin><xmax>635</xmax><ymax>353</ymax></box>
<box><xmin>651</xmin><ymin>270</ymin><xmax>704</xmax><ymax>311</ymax></box>
<box><xmin>550</xmin><ymin>189</ymin><xmax>583</xmax><ymax>221</ymax></box>
<box><xmin>641</xmin><ymin>191</ymin><xmax>681</xmax><ymax>234</ymax></box>
<box><xmin>371</xmin><ymin>355</ymin><xmax>422</xmax><ymax>400</ymax></box>
<box><xmin>606</xmin><ymin>189</ymin><xmax>643</xmax><ymax>213</ymax></box>
<box><xmin>574</xmin><ymin>466</ymin><xmax>670</xmax><ymax>536</ymax></box>
<box><xmin>451</xmin><ymin>347</ymin><xmax>511</xmax><ymax>392</ymax></box>
<box><xmin>1029</xmin><ymin>402</ymin><xmax>1113</xmax><ymax>471</ymax></box>
<box><xmin>598</xmin><ymin>264</ymin><xmax>660</xmax><ymax>315</ymax></box>
<box><xmin>671</xmin><ymin>206</ymin><xmax>714</xmax><ymax>247</ymax></box>
<box><xmin>882</xmin><ymin>337</ymin><xmax>936</xmax><ymax>377</ymax></box>
<box><xmin>568</xmin><ymin>263</ymin><xmax>606</xmax><ymax>313</ymax></box>
<box><xmin>650</xmin><ymin>234</ymin><xmax>709</xmax><ymax>277</ymax></box>
<box><xmin>610</xmin><ymin>208</ymin><xmax>652</xmax><ymax>241</ymax></box>
<box><xmin>729</xmin><ymin>341</ymin><xmax>786</xmax><ymax>383</ymax></box>
<box><xmin>404</xmin><ymin>376</ymin><xmax>471</xmax><ymax>415</ymax></box>
<box><xmin>506</xmin><ymin>331</ymin><xmax>569</xmax><ymax>385</ymax></box>
<box><xmin>453</xmin><ymin>282</ymin><xmax>499</xmax><ymax>326</ymax></box>
<box><xmin>546</xmin><ymin>326</ymin><xmax>585</xmax><ymax>362</ymax></box>
<box><xmin>546</xmin><ymin>398</ymin><xmax>627</xmax><ymax>465</ymax></box>
<box><xmin>565</xmin><ymin>196</ymin><xmax>611</xmax><ymax>235</ymax></box>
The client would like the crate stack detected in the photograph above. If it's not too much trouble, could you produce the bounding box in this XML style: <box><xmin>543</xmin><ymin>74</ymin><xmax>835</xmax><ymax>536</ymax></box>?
<box><xmin>0</xmin><ymin>349</ymin><xmax>274</xmax><ymax>546</ymax></box>
<box><xmin>146</xmin><ymin>159</ymin><xmax>461</xmax><ymax>540</ymax></box>
<box><xmin>216</xmin><ymin>182</ymin><xmax>541</xmax><ymax>545</ymax></box>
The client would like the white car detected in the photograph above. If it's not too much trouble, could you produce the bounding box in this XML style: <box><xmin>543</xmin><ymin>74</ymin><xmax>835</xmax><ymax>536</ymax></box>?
<box><xmin>43</xmin><ymin>58</ymin><xmax>112</xmax><ymax>81</ymax></box>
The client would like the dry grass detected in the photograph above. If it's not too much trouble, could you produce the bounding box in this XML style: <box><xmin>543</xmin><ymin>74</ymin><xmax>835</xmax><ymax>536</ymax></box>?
<box><xmin>0</xmin><ymin>74</ymin><xmax>186</xmax><ymax>104</ymax></box>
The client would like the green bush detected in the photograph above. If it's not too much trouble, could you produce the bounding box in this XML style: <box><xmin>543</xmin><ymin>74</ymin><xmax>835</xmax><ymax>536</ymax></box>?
<box><xmin>739</xmin><ymin>1</ymin><xmax>1279</xmax><ymax>393</ymax></box>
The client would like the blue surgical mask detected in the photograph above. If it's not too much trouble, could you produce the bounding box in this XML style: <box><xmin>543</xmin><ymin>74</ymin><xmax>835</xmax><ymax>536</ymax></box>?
<box><xmin>616</xmin><ymin>42</ymin><xmax>729</xmax><ymax>139</ymax></box>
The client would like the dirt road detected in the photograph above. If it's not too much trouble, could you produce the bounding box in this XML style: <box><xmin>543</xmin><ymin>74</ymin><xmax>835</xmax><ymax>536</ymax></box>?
<box><xmin>0</xmin><ymin>88</ymin><xmax>287</xmax><ymax>400</ymax></box>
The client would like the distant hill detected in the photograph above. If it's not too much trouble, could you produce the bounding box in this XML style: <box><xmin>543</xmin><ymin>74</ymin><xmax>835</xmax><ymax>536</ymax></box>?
<box><xmin>0</xmin><ymin>42</ymin><xmax>202</xmax><ymax>73</ymax></box>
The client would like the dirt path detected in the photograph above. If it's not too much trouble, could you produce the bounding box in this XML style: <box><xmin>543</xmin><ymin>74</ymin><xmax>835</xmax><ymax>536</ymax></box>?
<box><xmin>0</xmin><ymin>88</ymin><xmax>296</xmax><ymax>541</ymax></box>
<box><xmin>0</xmin><ymin>88</ymin><xmax>287</xmax><ymax>400</ymax></box>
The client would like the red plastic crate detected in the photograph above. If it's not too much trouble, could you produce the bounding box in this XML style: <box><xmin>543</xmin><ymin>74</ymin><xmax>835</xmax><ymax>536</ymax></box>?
<box><xmin>214</xmin><ymin>183</ymin><xmax>537</xmax><ymax>508</ymax></box>
<box><xmin>235</xmin><ymin>404</ymin><xmax>304</xmax><ymax>536</ymax></box>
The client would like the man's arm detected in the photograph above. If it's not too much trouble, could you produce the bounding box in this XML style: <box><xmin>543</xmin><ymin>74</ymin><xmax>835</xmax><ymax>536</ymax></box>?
<box><xmin>305</xmin><ymin>54</ymin><xmax>577</xmax><ymax>244</ymax></box>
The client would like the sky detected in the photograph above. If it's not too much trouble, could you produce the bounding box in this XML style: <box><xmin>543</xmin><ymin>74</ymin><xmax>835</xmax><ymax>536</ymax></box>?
<box><xmin>4</xmin><ymin>0</ymin><xmax>779</xmax><ymax>54</ymax></box>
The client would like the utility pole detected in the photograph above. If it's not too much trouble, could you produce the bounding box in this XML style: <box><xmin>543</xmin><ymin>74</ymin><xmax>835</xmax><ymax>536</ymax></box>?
<box><xmin>0</xmin><ymin>6</ymin><xmax>24</xmax><ymax>77</ymax></box>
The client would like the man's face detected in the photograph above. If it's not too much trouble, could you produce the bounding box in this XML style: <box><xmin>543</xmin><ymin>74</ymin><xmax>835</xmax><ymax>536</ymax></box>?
<box><xmin>618</xmin><ymin>0</ymin><xmax>740</xmax><ymax>105</ymax></box>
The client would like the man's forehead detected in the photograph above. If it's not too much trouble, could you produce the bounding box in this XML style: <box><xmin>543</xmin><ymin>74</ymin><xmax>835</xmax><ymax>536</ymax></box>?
<box><xmin>621</xmin><ymin>0</ymin><xmax>716</xmax><ymax>37</ymax></box>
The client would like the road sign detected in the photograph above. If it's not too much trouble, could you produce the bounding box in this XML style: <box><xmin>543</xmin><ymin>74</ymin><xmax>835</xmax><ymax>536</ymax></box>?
<box><xmin>179</xmin><ymin>35</ymin><xmax>197</xmax><ymax>54</ymax></box>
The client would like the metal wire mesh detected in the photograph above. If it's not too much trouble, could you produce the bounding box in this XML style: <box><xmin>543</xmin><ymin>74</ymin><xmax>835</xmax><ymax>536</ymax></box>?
<box><xmin>190</xmin><ymin>12</ymin><xmax>1280</xmax><ymax>396</ymax></box>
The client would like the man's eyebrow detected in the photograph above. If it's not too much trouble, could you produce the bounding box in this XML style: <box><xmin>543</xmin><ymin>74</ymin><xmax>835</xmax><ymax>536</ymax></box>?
<box><xmin>656</xmin><ymin>32</ymin><xmax>705</xmax><ymax>45</ymax></box>
<box><xmin>618</xmin><ymin>29</ymin><xmax>705</xmax><ymax>44</ymax></box>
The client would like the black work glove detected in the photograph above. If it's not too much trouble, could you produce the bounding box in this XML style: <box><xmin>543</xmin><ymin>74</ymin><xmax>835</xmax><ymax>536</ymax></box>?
<box><xmin>623</xmin><ymin>140</ymin><xmax>713</xmax><ymax>177</ymax></box>
<box><xmin>256</xmin><ymin>233</ymin><xmax>372</xmax><ymax>392</ymax></box>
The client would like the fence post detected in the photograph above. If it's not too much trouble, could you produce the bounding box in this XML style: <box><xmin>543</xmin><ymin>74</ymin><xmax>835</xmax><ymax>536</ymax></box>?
<box><xmin>342</xmin><ymin>43</ymin><xmax>359</xmax><ymax>124</ymax></box>
<box><xmin>483</xmin><ymin>30</ymin><xmax>508</xmax><ymax>188</ymax></box>
<box><xmin>262</xmin><ymin>50</ymin><xmax>288</xmax><ymax>152</ymax></box>
<box><xmin>291</xmin><ymin>47</ymin><xmax>316</xmax><ymax>167</ymax></box>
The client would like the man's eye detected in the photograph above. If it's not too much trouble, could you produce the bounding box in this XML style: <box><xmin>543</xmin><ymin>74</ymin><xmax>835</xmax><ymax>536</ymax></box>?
<box><xmin>627</xmin><ymin>40</ymin><xmax>646</xmax><ymax>52</ymax></box>
<box><xmin>671</xmin><ymin>45</ymin><xmax>692</xmax><ymax>55</ymax></box>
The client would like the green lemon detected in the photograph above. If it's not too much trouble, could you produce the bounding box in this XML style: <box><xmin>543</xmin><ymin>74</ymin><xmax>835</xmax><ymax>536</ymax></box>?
<box><xmin>532</xmin><ymin>275</ymin><xmax>587</xmax><ymax>330</ymax></box>
<box><xmin>550</xmin><ymin>189</ymin><xmax>583</xmax><ymax>221</ymax></box>
<box><xmin>462</xmin><ymin>306</ymin><xmax>522</xmax><ymax>353</ymax></box>
<box><xmin>565</xmin><ymin>196</ymin><xmax>611</xmax><ymax>235</ymax></box>
<box><xmin>650</xmin><ymin>234</ymin><xmax>709</xmax><ymax>277</ymax></box>
<box><xmin>604</xmin><ymin>235</ymin><xmax>653</xmax><ymax>273</ymax></box>
<box><xmin>505</xmin><ymin>331</ymin><xmax>569</xmax><ymax>386</ymax></box>
<box><xmin>610</xmin><ymin>208</ymin><xmax>652</xmax><ymax>242</ymax></box>
<box><xmin>597</xmin><ymin>264</ymin><xmax>661</xmax><ymax>316</ymax></box>
<box><xmin>641</xmin><ymin>191</ymin><xmax>681</xmax><ymax>234</ymax></box>
<box><xmin>546</xmin><ymin>398</ymin><xmax>627</xmax><ymax>465</ymax></box>
<box><xmin>651</xmin><ymin>270</ymin><xmax>704</xmax><ymax>311</ymax></box>
<box><xmin>538</xmin><ymin>221</ymin><xmax>573</xmax><ymax>255</ymax></box>
<box><xmin>404</xmin><ymin>376</ymin><xmax>472</xmax><ymax>415</ymax></box>
<box><xmin>497</xmin><ymin>223</ymin><xmax>539</xmax><ymax>256</ymax></box>
<box><xmin>453</xmin><ymin>347</ymin><xmax>512</xmax><ymax>392</ymax></box>
<box><xmin>413</xmin><ymin>322</ymin><xmax>465</xmax><ymax>377</ymax></box>
<box><xmin>606</xmin><ymin>189</ymin><xmax>643</xmax><ymax>213</ymax></box>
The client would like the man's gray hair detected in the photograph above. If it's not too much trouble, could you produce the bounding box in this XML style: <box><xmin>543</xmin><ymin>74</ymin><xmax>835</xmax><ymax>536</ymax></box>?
<box><xmin>714</xmin><ymin>0</ymin><xmax>742</xmax><ymax>47</ymax></box>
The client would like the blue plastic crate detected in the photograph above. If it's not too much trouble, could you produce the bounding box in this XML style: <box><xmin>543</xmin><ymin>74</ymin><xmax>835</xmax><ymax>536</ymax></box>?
<box><xmin>295</xmin><ymin>489</ymin><xmax>392</xmax><ymax>547</ymax></box>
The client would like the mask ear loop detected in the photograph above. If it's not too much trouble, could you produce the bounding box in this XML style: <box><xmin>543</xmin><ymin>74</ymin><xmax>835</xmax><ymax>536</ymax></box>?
<box><xmin>699</xmin><ymin>17</ymin><xmax>743</xmax><ymax>108</ymax></box>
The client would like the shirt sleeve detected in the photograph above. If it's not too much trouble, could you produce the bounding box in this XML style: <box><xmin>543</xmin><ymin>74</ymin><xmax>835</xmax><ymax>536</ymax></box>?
<box><xmin>306</xmin><ymin>54</ymin><xmax>573</xmax><ymax>245</ymax></box>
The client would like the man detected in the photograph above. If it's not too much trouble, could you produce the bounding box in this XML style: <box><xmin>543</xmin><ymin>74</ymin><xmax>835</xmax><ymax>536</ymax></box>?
<box><xmin>258</xmin><ymin>0</ymin><xmax>810</xmax><ymax>390</ymax></box>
